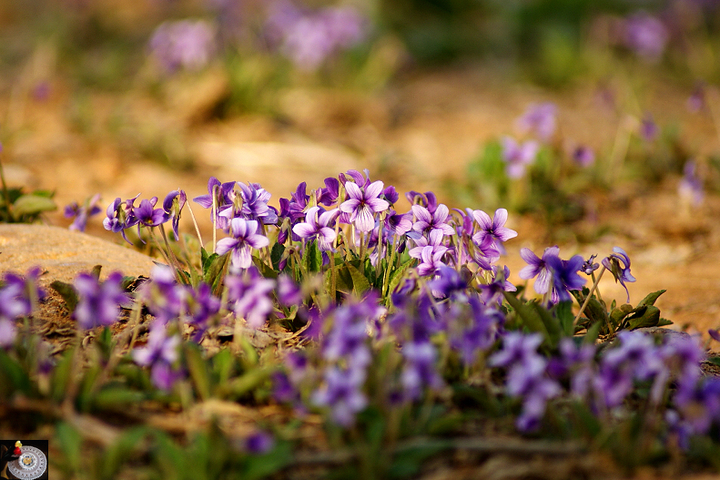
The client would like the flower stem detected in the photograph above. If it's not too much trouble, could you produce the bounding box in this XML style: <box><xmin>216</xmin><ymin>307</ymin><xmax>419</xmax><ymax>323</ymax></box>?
<box><xmin>573</xmin><ymin>266</ymin><xmax>606</xmax><ymax>326</ymax></box>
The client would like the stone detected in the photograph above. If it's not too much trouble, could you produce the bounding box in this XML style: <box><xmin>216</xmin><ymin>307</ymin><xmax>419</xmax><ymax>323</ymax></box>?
<box><xmin>0</xmin><ymin>224</ymin><xmax>156</xmax><ymax>285</ymax></box>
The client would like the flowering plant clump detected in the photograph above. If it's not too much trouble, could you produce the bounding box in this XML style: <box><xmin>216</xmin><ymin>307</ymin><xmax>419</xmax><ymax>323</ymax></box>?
<box><xmin>1</xmin><ymin>170</ymin><xmax>719</xmax><ymax>478</ymax></box>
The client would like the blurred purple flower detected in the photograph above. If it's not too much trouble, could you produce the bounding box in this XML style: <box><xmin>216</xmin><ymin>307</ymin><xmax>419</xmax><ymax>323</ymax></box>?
<box><xmin>640</xmin><ymin>113</ymin><xmax>659</xmax><ymax>142</ymax></box>
<box><xmin>149</xmin><ymin>19</ymin><xmax>216</xmax><ymax>73</ymax></box>
<box><xmin>64</xmin><ymin>193</ymin><xmax>102</xmax><ymax>232</ymax></box>
<box><xmin>516</xmin><ymin>102</ymin><xmax>557</xmax><ymax>142</ymax></box>
<box><xmin>133</xmin><ymin>322</ymin><xmax>184</xmax><ymax>391</ymax></box>
<box><xmin>245</xmin><ymin>431</ymin><xmax>274</xmax><ymax>455</ymax></box>
<box><xmin>571</xmin><ymin>145</ymin><xmax>595</xmax><ymax>167</ymax></box>
<box><xmin>601</xmin><ymin>247</ymin><xmax>636</xmax><ymax>302</ymax></box>
<box><xmin>501</xmin><ymin>136</ymin><xmax>538</xmax><ymax>179</ymax></box>
<box><xmin>183</xmin><ymin>282</ymin><xmax>220</xmax><ymax>341</ymax></box>
<box><xmin>225</xmin><ymin>269</ymin><xmax>275</xmax><ymax>329</ymax></box>
<box><xmin>277</xmin><ymin>274</ymin><xmax>302</xmax><ymax>307</ymax></box>
<box><xmin>138</xmin><ymin>265</ymin><xmax>185</xmax><ymax>324</ymax></box>
<box><xmin>313</xmin><ymin>365</ymin><xmax>367</xmax><ymax>427</ymax></box>
<box><xmin>625</xmin><ymin>12</ymin><xmax>668</xmax><ymax>62</ymax></box>
<box><xmin>678</xmin><ymin>160</ymin><xmax>704</xmax><ymax>206</ymax></box>
<box><xmin>401</xmin><ymin>340</ymin><xmax>444</xmax><ymax>400</ymax></box>
<box><xmin>73</xmin><ymin>272</ymin><xmax>129</xmax><ymax>330</ymax></box>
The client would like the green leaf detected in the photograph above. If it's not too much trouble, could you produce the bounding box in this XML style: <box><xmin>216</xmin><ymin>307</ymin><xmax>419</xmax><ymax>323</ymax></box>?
<box><xmin>252</xmin><ymin>257</ymin><xmax>278</xmax><ymax>279</ymax></box>
<box><xmin>386</xmin><ymin>258</ymin><xmax>414</xmax><ymax>297</ymax></box>
<box><xmin>221</xmin><ymin>367</ymin><xmax>274</xmax><ymax>398</ymax></box>
<box><xmin>530</xmin><ymin>301</ymin><xmax>562</xmax><ymax>346</ymax></box>
<box><xmin>503</xmin><ymin>292</ymin><xmax>550</xmax><ymax>342</ymax></box>
<box><xmin>50</xmin><ymin>280</ymin><xmax>79</xmax><ymax>313</ymax></box>
<box><xmin>203</xmin><ymin>252</ymin><xmax>229</xmax><ymax>294</ymax></box>
<box><xmin>185</xmin><ymin>344</ymin><xmax>211</xmax><ymax>401</ymax></box>
<box><xmin>100</xmin><ymin>426</ymin><xmax>149</xmax><ymax>479</ymax></box>
<box><xmin>52</xmin><ymin>348</ymin><xmax>75</xmax><ymax>402</ymax></box>
<box><xmin>0</xmin><ymin>350</ymin><xmax>31</xmax><ymax>396</ymax></box>
<box><xmin>55</xmin><ymin>422</ymin><xmax>83</xmax><ymax>474</ymax></box>
<box><xmin>583</xmin><ymin>321</ymin><xmax>602</xmax><ymax>345</ymax></box>
<box><xmin>93</xmin><ymin>387</ymin><xmax>146</xmax><ymax>412</ymax></box>
<box><xmin>242</xmin><ymin>441</ymin><xmax>293</xmax><ymax>480</ymax></box>
<box><xmin>90</xmin><ymin>265</ymin><xmax>103</xmax><ymax>280</ymax></box>
<box><xmin>12</xmin><ymin>193</ymin><xmax>57</xmax><ymax>216</ymax></box>
<box><xmin>211</xmin><ymin>349</ymin><xmax>235</xmax><ymax>386</ymax></box>
<box><xmin>637</xmin><ymin>290</ymin><xmax>666</xmax><ymax>307</ymax></box>
<box><xmin>553</xmin><ymin>301</ymin><xmax>575</xmax><ymax>337</ymax></box>
<box><xmin>625</xmin><ymin>305</ymin><xmax>661</xmax><ymax>330</ymax></box>
<box><xmin>271</xmin><ymin>242</ymin><xmax>285</xmax><ymax>271</ymax></box>
<box><xmin>346</xmin><ymin>262</ymin><xmax>371</xmax><ymax>295</ymax></box>
<box><xmin>302</xmin><ymin>240</ymin><xmax>322</xmax><ymax>273</ymax></box>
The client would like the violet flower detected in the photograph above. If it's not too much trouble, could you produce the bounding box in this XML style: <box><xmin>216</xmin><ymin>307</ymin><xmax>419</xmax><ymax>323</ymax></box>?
<box><xmin>183</xmin><ymin>282</ymin><xmax>220</xmax><ymax>342</ymax></box>
<box><xmin>516</xmin><ymin>102</ymin><xmax>557</xmax><ymax>142</ymax></box>
<box><xmin>640</xmin><ymin>113</ymin><xmax>659</xmax><ymax>142</ymax></box>
<box><xmin>571</xmin><ymin>145</ymin><xmax>595</xmax><ymax>167</ymax></box>
<box><xmin>292</xmin><ymin>206</ymin><xmax>340</xmax><ymax>251</ymax></box>
<box><xmin>518</xmin><ymin>246</ymin><xmax>560</xmax><ymax>295</ymax></box>
<box><xmin>312</xmin><ymin>365</ymin><xmax>367</xmax><ymax>427</ymax></box>
<box><xmin>132</xmin><ymin>322</ymin><xmax>184</xmax><ymax>391</ymax></box>
<box><xmin>678</xmin><ymin>160</ymin><xmax>704</xmax><ymax>206</ymax></box>
<box><xmin>73</xmin><ymin>272</ymin><xmax>129</xmax><ymax>330</ymax></box>
<box><xmin>149</xmin><ymin>19</ymin><xmax>216</xmax><ymax>73</ymax></box>
<box><xmin>225</xmin><ymin>269</ymin><xmax>275</xmax><ymax>329</ymax></box>
<box><xmin>216</xmin><ymin>218</ymin><xmax>269</xmax><ymax>270</ymax></box>
<box><xmin>501</xmin><ymin>136</ymin><xmax>538</xmax><ymax>179</ymax></box>
<box><xmin>546</xmin><ymin>254</ymin><xmax>585</xmax><ymax>303</ymax></box>
<box><xmin>137</xmin><ymin>265</ymin><xmax>185</xmax><ymax>324</ymax></box>
<box><xmin>411</xmin><ymin>203</ymin><xmax>455</xmax><ymax>238</ymax></box>
<box><xmin>162</xmin><ymin>190</ymin><xmax>186</xmax><ymax>240</ymax></box>
<box><xmin>472</xmin><ymin>208</ymin><xmax>518</xmax><ymax>252</ymax></box>
<box><xmin>401</xmin><ymin>340</ymin><xmax>444</xmax><ymax>401</ymax></box>
<box><xmin>193</xmin><ymin>177</ymin><xmax>236</xmax><ymax>227</ymax></box>
<box><xmin>103</xmin><ymin>194</ymin><xmax>140</xmax><ymax>245</ymax></box>
<box><xmin>64</xmin><ymin>193</ymin><xmax>102</xmax><ymax>232</ymax></box>
<box><xmin>339</xmin><ymin>179</ymin><xmax>389</xmax><ymax>233</ymax></box>
<box><xmin>624</xmin><ymin>12</ymin><xmax>668</xmax><ymax>62</ymax></box>
<box><xmin>601</xmin><ymin>247</ymin><xmax>636</xmax><ymax>302</ymax></box>
<box><xmin>135</xmin><ymin>197</ymin><xmax>167</xmax><ymax>237</ymax></box>
<box><xmin>245</xmin><ymin>431</ymin><xmax>274</xmax><ymax>455</ymax></box>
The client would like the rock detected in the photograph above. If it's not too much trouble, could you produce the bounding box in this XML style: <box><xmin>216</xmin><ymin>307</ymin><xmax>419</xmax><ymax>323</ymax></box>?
<box><xmin>0</xmin><ymin>224</ymin><xmax>157</xmax><ymax>284</ymax></box>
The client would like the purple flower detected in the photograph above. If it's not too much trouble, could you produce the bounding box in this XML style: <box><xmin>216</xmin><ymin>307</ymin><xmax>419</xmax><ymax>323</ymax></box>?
<box><xmin>149</xmin><ymin>19</ymin><xmax>215</xmax><ymax>73</ymax></box>
<box><xmin>216</xmin><ymin>218</ymin><xmax>269</xmax><ymax>270</ymax></box>
<box><xmin>277</xmin><ymin>274</ymin><xmax>302</xmax><ymax>307</ymax></box>
<box><xmin>225</xmin><ymin>270</ymin><xmax>275</xmax><ymax>329</ymax></box>
<box><xmin>222</xmin><ymin>182</ymin><xmax>278</xmax><ymax>226</ymax></box>
<box><xmin>516</xmin><ymin>102</ymin><xmax>557</xmax><ymax>142</ymax></box>
<box><xmin>411</xmin><ymin>203</ymin><xmax>455</xmax><ymax>237</ymax></box>
<box><xmin>409</xmin><ymin>230</ymin><xmax>449</xmax><ymax>277</ymax></box>
<box><xmin>554</xmin><ymin>338</ymin><xmax>597</xmax><ymax>399</ymax></box>
<box><xmin>479</xmin><ymin>265</ymin><xmax>516</xmax><ymax>306</ymax></box>
<box><xmin>546</xmin><ymin>254</ymin><xmax>586</xmax><ymax>303</ymax></box>
<box><xmin>245</xmin><ymin>431</ymin><xmax>274</xmax><ymax>455</ymax></box>
<box><xmin>625</xmin><ymin>12</ymin><xmax>668</xmax><ymax>62</ymax></box>
<box><xmin>384</xmin><ymin>209</ymin><xmax>412</xmax><ymax>237</ymax></box>
<box><xmin>73</xmin><ymin>272</ymin><xmax>129</xmax><ymax>330</ymax></box>
<box><xmin>501</xmin><ymin>136</ymin><xmax>538</xmax><ymax>179</ymax></box>
<box><xmin>64</xmin><ymin>193</ymin><xmax>102</xmax><ymax>232</ymax></box>
<box><xmin>339</xmin><ymin>180</ymin><xmax>389</xmax><ymax>232</ymax></box>
<box><xmin>601</xmin><ymin>247</ymin><xmax>636</xmax><ymax>303</ymax></box>
<box><xmin>519</xmin><ymin>246</ymin><xmax>560</xmax><ymax>295</ymax></box>
<box><xmin>472</xmin><ymin>208</ymin><xmax>517</xmax><ymax>252</ymax></box>
<box><xmin>193</xmin><ymin>177</ymin><xmax>236</xmax><ymax>227</ymax></box>
<box><xmin>571</xmin><ymin>145</ymin><xmax>595</xmax><ymax>167</ymax></box>
<box><xmin>451</xmin><ymin>298</ymin><xmax>504</xmax><ymax>365</ymax></box>
<box><xmin>313</xmin><ymin>365</ymin><xmax>367</xmax><ymax>427</ymax></box>
<box><xmin>401</xmin><ymin>340</ymin><xmax>444</xmax><ymax>401</ymax></box>
<box><xmin>135</xmin><ymin>197</ymin><xmax>167</xmax><ymax>236</ymax></box>
<box><xmin>323</xmin><ymin>298</ymin><xmax>381</xmax><ymax>368</ymax></box>
<box><xmin>678</xmin><ymin>160</ymin><xmax>704</xmax><ymax>206</ymax></box>
<box><xmin>316</xmin><ymin>177</ymin><xmax>340</xmax><ymax>206</ymax></box>
<box><xmin>137</xmin><ymin>265</ymin><xmax>185</xmax><ymax>324</ymax></box>
<box><xmin>292</xmin><ymin>206</ymin><xmax>340</xmax><ymax>251</ymax></box>
<box><xmin>162</xmin><ymin>190</ymin><xmax>186</xmax><ymax>240</ymax></box>
<box><xmin>133</xmin><ymin>322</ymin><xmax>184</xmax><ymax>391</ymax></box>
<box><xmin>489</xmin><ymin>332</ymin><xmax>544</xmax><ymax>369</ymax></box>
<box><xmin>183</xmin><ymin>282</ymin><xmax>220</xmax><ymax>341</ymax></box>
<box><xmin>581</xmin><ymin>254</ymin><xmax>600</xmax><ymax>275</ymax></box>
<box><xmin>688</xmin><ymin>82</ymin><xmax>707</xmax><ymax>113</ymax></box>
<box><xmin>640</xmin><ymin>113</ymin><xmax>659</xmax><ymax>142</ymax></box>
<box><xmin>103</xmin><ymin>194</ymin><xmax>140</xmax><ymax>245</ymax></box>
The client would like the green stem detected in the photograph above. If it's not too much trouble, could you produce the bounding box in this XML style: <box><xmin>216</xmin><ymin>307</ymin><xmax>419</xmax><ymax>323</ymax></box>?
<box><xmin>573</xmin><ymin>266</ymin><xmax>606</xmax><ymax>326</ymax></box>
<box><xmin>0</xmin><ymin>152</ymin><xmax>13</xmax><ymax>220</ymax></box>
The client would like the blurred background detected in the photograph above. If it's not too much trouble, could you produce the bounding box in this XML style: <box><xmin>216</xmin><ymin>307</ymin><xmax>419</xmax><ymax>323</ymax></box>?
<box><xmin>2</xmin><ymin>0</ymin><xmax>720</xmax><ymax>331</ymax></box>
